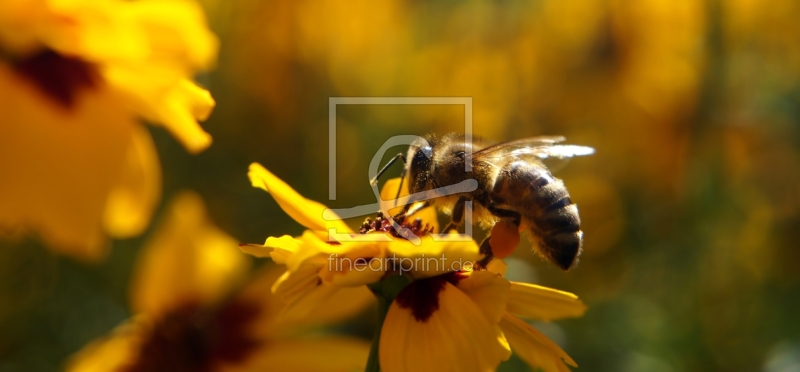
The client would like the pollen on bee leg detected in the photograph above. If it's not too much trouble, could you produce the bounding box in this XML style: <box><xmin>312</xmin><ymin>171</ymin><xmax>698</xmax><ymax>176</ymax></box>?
<box><xmin>488</xmin><ymin>220</ymin><xmax>520</xmax><ymax>259</ymax></box>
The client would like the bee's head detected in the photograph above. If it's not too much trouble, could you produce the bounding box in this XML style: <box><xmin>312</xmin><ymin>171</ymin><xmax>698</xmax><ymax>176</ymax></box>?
<box><xmin>406</xmin><ymin>136</ymin><xmax>434</xmax><ymax>192</ymax></box>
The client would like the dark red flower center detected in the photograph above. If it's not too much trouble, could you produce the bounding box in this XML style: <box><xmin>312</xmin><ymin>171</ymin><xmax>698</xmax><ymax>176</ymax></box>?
<box><xmin>394</xmin><ymin>271</ymin><xmax>467</xmax><ymax>323</ymax></box>
<box><xmin>12</xmin><ymin>49</ymin><xmax>99</xmax><ymax>108</ymax></box>
<box><xmin>121</xmin><ymin>299</ymin><xmax>262</xmax><ymax>372</ymax></box>
<box><xmin>359</xmin><ymin>212</ymin><xmax>434</xmax><ymax>238</ymax></box>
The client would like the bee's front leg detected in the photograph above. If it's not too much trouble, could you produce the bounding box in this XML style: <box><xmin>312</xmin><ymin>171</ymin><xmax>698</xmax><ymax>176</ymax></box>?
<box><xmin>392</xmin><ymin>197</ymin><xmax>431</xmax><ymax>222</ymax></box>
<box><xmin>441</xmin><ymin>196</ymin><xmax>468</xmax><ymax>233</ymax></box>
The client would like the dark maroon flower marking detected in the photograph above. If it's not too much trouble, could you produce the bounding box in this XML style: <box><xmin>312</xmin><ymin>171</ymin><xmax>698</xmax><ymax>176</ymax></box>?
<box><xmin>359</xmin><ymin>212</ymin><xmax>434</xmax><ymax>238</ymax></box>
<box><xmin>121</xmin><ymin>299</ymin><xmax>262</xmax><ymax>372</ymax></box>
<box><xmin>394</xmin><ymin>271</ymin><xmax>467</xmax><ymax>323</ymax></box>
<box><xmin>13</xmin><ymin>49</ymin><xmax>99</xmax><ymax>108</ymax></box>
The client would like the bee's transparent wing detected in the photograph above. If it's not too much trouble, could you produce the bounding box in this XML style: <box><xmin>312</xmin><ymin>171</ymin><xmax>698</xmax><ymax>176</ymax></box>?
<box><xmin>472</xmin><ymin>137</ymin><xmax>594</xmax><ymax>173</ymax></box>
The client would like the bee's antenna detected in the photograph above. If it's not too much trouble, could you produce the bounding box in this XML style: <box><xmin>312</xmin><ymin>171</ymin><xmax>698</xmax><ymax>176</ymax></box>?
<box><xmin>370</xmin><ymin>153</ymin><xmax>407</xmax><ymax>186</ymax></box>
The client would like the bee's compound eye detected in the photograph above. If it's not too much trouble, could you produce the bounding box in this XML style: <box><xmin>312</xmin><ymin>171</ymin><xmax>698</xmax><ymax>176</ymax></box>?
<box><xmin>420</xmin><ymin>145</ymin><xmax>433</xmax><ymax>159</ymax></box>
<box><xmin>455</xmin><ymin>150</ymin><xmax>465</xmax><ymax>159</ymax></box>
<box><xmin>410</xmin><ymin>145</ymin><xmax>432</xmax><ymax>172</ymax></box>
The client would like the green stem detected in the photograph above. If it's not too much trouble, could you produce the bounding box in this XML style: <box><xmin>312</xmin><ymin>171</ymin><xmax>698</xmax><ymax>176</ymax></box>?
<box><xmin>365</xmin><ymin>295</ymin><xmax>391</xmax><ymax>372</ymax></box>
<box><xmin>365</xmin><ymin>274</ymin><xmax>412</xmax><ymax>372</ymax></box>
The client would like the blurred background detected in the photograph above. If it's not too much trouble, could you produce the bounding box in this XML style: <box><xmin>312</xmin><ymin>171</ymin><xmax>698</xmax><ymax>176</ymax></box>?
<box><xmin>2</xmin><ymin>0</ymin><xmax>800</xmax><ymax>371</ymax></box>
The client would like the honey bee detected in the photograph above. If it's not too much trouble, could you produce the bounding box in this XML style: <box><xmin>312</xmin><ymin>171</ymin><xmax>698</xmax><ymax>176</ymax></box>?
<box><xmin>373</xmin><ymin>133</ymin><xmax>594</xmax><ymax>270</ymax></box>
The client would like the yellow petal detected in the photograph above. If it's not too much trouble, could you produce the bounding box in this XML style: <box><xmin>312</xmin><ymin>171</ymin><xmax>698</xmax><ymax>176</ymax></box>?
<box><xmin>150</xmin><ymin>80</ymin><xmax>214</xmax><ymax>154</ymax></box>
<box><xmin>116</xmin><ymin>0</ymin><xmax>218</xmax><ymax>69</ymax></box>
<box><xmin>239</xmin><ymin>244</ymin><xmax>274</xmax><ymax>259</ymax></box>
<box><xmin>287</xmin><ymin>284</ymin><xmax>374</xmax><ymax>330</ymax></box>
<box><xmin>43</xmin><ymin>0</ymin><xmax>217</xmax><ymax>70</ymax></box>
<box><xmin>304</xmin><ymin>234</ymin><xmax>387</xmax><ymax>287</ymax></box>
<box><xmin>0</xmin><ymin>63</ymin><xmax>136</xmax><ymax>260</ymax></box>
<box><xmin>248</xmin><ymin>163</ymin><xmax>352</xmax><ymax>234</ymax></box>
<box><xmin>65</xmin><ymin>317</ymin><xmax>149</xmax><ymax>372</ymax></box>
<box><xmin>388</xmin><ymin>235</ymin><xmax>481</xmax><ymax>279</ymax></box>
<box><xmin>272</xmin><ymin>266</ymin><xmax>374</xmax><ymax>324</ymax></box>
<box><xmin>226</xmin><ymin>336</ymin><xmax>369</xmax><ymax>372</ymax></box>
<box><xmin>102</xmin><ymin>125</ymin><xmax>161</xmax><ymax>238</ymax></box>
<box><xmin>264</xmin><ymin>235</ymin><xmax>301</xmax><ymax>263</ymax></box>
<box><xmin>238</xmin><ymin>235</ymin><xmax>300</xmax><ymax>262</ymax></box>
<box><xmin>37</xmin><ymin>0</ymin><xmax>218</xmax><ymax>153</ymax></box>
<box><xmin>284</xmin><ymin>231</ymin><xmax>335</xmax><ymax>272</ymax></box>
<box><xmin>457</xmin><ymin>271</ymin><xmax>510</xmax><ymax>324</ymax></box>
<box><xmin>507</xmin><ymin>282</ymin><xmax>588</xmax><ymax>321</ymax></box>
<box><xmin>380</xmin><ymin>282</ymin><xmax>510</xmax><ymax>372</ymax></box>
<box><xmin>130</xmin><ymin>191</ymin><xmax>251</xmax><ymax>315</ymax></box>
<box><xmin>499</xmin><ymin>313</ymin><xmax>577</xmax><ymax>372</ymax></box>
<box><xmin>233</xmin><ymin>264</ymin><xmax>372</xmax><ymax>338</ymax></box>
<box><xmin>272</xmin><ymin>266</ymin><xmax>321</xmax><ymax>306</ymax></box>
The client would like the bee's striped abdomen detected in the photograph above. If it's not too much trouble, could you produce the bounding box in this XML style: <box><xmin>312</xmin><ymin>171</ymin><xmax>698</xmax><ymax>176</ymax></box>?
<box><xmin>492</xmin><ymin>160</ymin><xmax>583</xmax><ymax>270</ymax></box>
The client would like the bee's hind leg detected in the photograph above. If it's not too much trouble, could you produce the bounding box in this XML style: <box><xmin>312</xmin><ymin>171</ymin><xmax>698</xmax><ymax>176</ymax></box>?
<box><xmin>475</xmin><ymin>236</ymin><xmax>495</xmax><ymax>270</ymax></box>
<box><xmin>487</xmin><ymin>204</ymin><xmax>521</xmax><ymax>226</ymax></box>
<box><xmin>474</xmin><ymin>205</ymin><xmax>522</xmax><ymax>270</ymax></box>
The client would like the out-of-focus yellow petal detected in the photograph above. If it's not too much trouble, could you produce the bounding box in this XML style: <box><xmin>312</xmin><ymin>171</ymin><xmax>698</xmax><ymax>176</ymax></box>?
<box><xmin>230</xmin><ymin>265</ymin><xmax>285</xmax><ymax>339</ymax></box>
<box><xmin>388</xmin><ymin>235</ymin><xmax>481</xmax><ymax>279</ymax></box>
<box><xmin>105</xmin><ymin>70</ymin><xmax>215</xmax><ymax>153</ymax></box>
<box><xmin>507</xmin><ymin>282</ymin><xmax>587</xmax><ymax>321</ymax></box>
<box><xmin>114</xmin><ymin>0</ymin><xmax>217</xmax><ymax>69</ymax></box>
<box><xmin>240</xmin><ymin>267</ymin><xmax>375</xmax><ymax>339</ymax></box>
<box><xmin>294</xmin><ymin>284</ymin><xmax>373</xmax><ymax>328</ymax></box>
<box><xmin>151</xmin><ymin>80</ymin><xmax>214</xmax><ymax>153</ymax></box>
<box><xmin>380</xmin><ymin>282</ymin><xmax>511</xmax><ymax>372</ymax></box>
<box><xmin>58</xmin><ymin>0</ymin><xmax>218</xmax><ymax>153</ymax></box>
<box><xmin>499</xmin><ymin>313</ymin><xmax>577</xmax><ymax>372</ymax></box>
<box><xmin>65</xmin><ymin>317</ymin><xmax>149</xmax><ymax>372</ymax></box>
<box><xmin>130</xmin><ymin>191</ymin><xmax>251</xmax><ymax>315</ymax></box>
<box><xmin>39</xmin><ymin>0</ymin><xmax>217</xmax><ymax>70</ymax></box>
<box><xmin>225</xmin><ymin>336</ymin><xmax>369</xmax><ymax>372</ymax></box>
<box><xmin>457</xmin><ymin>271</ymin><xmax>510</xmax><ymax>324</ymax></box>
<box><xmin>248</xmin><ymin>163</ymin><xmax>352</xmax><ymax>234</ymax></box>
<box><xmin>0</xmin><ymin>63</ymin><xmax>135</xmax><ymax>260</ymax></box>
<box><xmin>380</xmin><ymin>177</ymin><xmax>439</xmax><ymax>232</ymax></box>
<box><xmin>237</xmin><ymin>264</ymin><xmax>373</xmax><ymax>338</ymax></box>
<box><xmin>102</xmin><ymin>125</ymin><xmax>161</xmax><ymax>238</ymax></box>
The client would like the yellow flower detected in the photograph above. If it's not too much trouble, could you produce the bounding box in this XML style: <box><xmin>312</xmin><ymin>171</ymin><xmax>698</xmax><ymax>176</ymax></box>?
<box><xmin>67</xmin><ymin>191</ymin><xmax>371</xmax><ymax>372</ymax></box>
<box><xmin>243</xmin><ymin>163</ymin><xmax>479</xmax><ymax>316</ymax></box>
<box><xmin>0</xmin><ymin>0</ymin><xmax>217</xmax><ymax>260</ymax></box>
<box><xmin>243</xmin><ymin>163</ymin><xmax>587</xmax><ymax>372</ymax></box>
<box><xmin>378</xmin><ymin>260</ymin><xmax>586</xmax><ymax>372</ymax></box>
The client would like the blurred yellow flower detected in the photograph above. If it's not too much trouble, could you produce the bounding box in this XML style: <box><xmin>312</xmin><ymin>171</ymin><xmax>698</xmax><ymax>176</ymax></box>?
<box><xmin>0</xmin><ymin>0</ymin><xmax>217</xmax><ymax>260</ymax></box>
<box><xmin>67</xmin><ymin>191</ymin><xmax>370</xmax><ymax>372</ymax></box>
<box><xmin>243</xmin><ymin>163</ymin><xmax>587</xmax><ymax>372</ymax></box>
